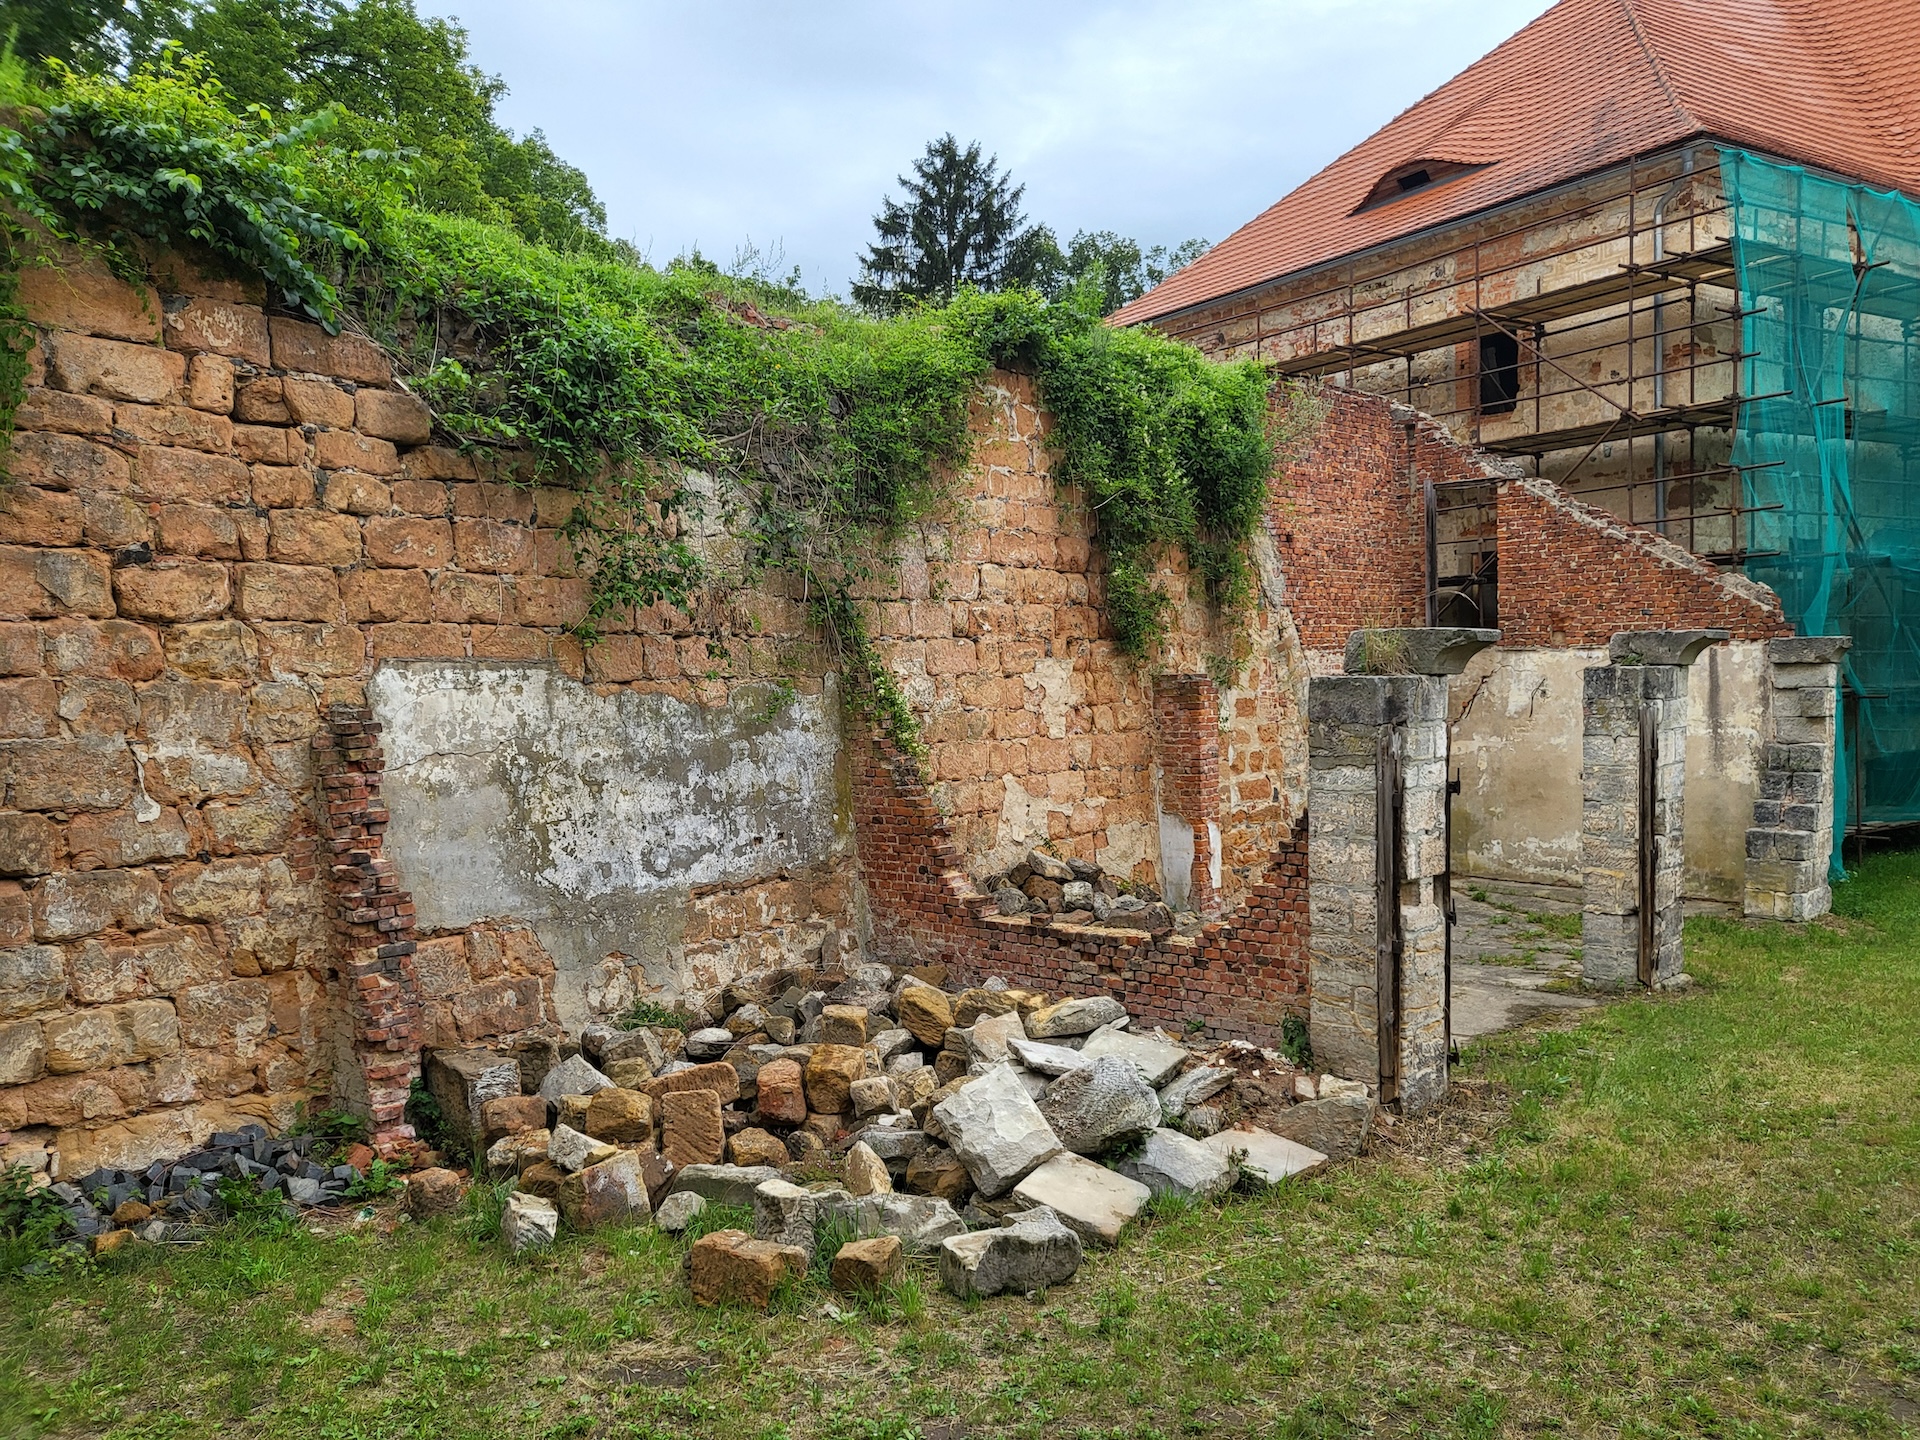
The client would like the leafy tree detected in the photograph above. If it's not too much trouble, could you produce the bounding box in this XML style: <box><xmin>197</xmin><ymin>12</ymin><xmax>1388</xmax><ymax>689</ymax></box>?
<box><xmin>0</xmin><ymin>0</ymin><xmax>187</xmax><ymax>71</ymax></box>
<box><xmin>852</xmin><ymin>134</ymin><xmax>1036</xmax><ymax>314</ymax></box>
<box><xmin>1008</xmin><ymin>226</ymin><xmax>1210</xmax><ymax>314</ymax></box>
<box><xmin>6</xmin><ymin>0</ymin><xmax>612</xmax><ymax>253</ymax></box>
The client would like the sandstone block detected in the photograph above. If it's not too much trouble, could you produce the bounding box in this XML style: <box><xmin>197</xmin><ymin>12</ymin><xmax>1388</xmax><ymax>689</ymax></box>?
<box><xmin>844</xmin><ymin>1139</ymin><xmax>892</xmax><ymax>1197</ymax></box>
<box><xmin>689</xmin><ymin>1229</ymin><xmax>806</xmax><ymax>1309</ymax></box>
<box><xmin>1024</xmin><ymin>995</ymin><xmax>1125</xmax><ymax>1038</ymax></box>
<box><xmin>638</xmin><ymin>1060</ymin><xmax>740</xmax><ymax>1105</ymax></box>
<box><xmin>754</xmin><ymin>1056</ymin><xmax>807</xmax><ymax>1126</ymax></box>
<box><xmin>11</xmin><ymin>432</ymin><xmax>131</xmax><ymax>492</ymax></box>
<box><xmin>548</xmin><ymin>1123</ymin><xmax>619</xmax><ymax>1173</ymax></box>
<box><xmin>268</xmin><ymin>509</ymin><xmax>360</xmax><ymax>567</ymax></box>
<box><xmin>162</xmin><ymin>297</ymin><xmax>271</xmax><ymax>366</ymax></box>
<box><xmin>0</xmin><ymin>943</ymin><xmax>68</xmax><ymax>1017</ymax></box>
<box><xmin>452</xmin><ymin>518</ymin><xmax>533</xmax><ymax>573</ymax></box>
<box><xmin>558</xmin><ymin>1149</ymin><xmax>651</xmax><ymax>1231</ymax></box>
<box><xmin>43</xmin><ymin>333</ymin><xmax>183</xmax><ymax>403</ymax></box>
<box><xmin>403</xmin><ymin>1166</ymin><xmax>465</xmax><ymax>1219</ymax></box>
<box><xmin>0</xmin><ymin>486</ymin><xmax>84</xmax><ymax>546</ymax></box>
<box><xmin>343</xmin><ymin>568</ymin><xmax>430</xmax><ymax>623</ymax></box>
<box><xmin>0</xmin><ymin>813</ymin><xmax>59</xmax><ymax>876</ymax></box>
<box><xmin>668</xmin><ymin>1163</ymin><xmax>784</xmax><ymax>1208</ymax></box>
<box><xmin>32</xmin><ymin>867</ymin><xmax>162</xmax><ymax>939</ymax></box>
<box><xmin>321</xmin><ymin>470</ymin><xmax>392</xmax><ymax>516</ymax></box>
<box><xmin>831</xmin><ymin>1234</ymin><xmax>903</xmax><ymax>1294</ymax></box>
<box><xmin>583</xmin><ymin>1086</ymin><xmax>653</xmax><ymax>1145</ymax></box>
<box><xmin>19</xmin><ymin>265</ymin><xmax>160</xmax><ymax>342</ymax></box>
<box><xmin>356</xmin><ymin>388</ymin><xmax>433</xmax><ymax>444</ymax></box>
<box><xmin>952</xmin><ymin>986</ymin><xmax>1018</xmax><ymax>1027</ymax></box>
<box><xmin>233</xmin><ymin>563</ymin><xmax>340</xmax><ymax>621</ymax></box>
<box><xmin>0</xmin><ymin>1018</ymin><xmax>47</xmax><ymax>1084</ymax></box>
<box><xmin>111</xmin><ymin>560</ymin><xmax>228</xmax><ymax>622</ymax></box>
<box><xmin>804</xmin><ymin>1043</ymin><xmax>866</xmax><ymax>1115</ymax></box>
<box><xmin>234</xmin><ymin>378</ymin><xmax>290</xmax><ymax>424</ymax></box>
<box><xmin>819</xmin><ymin>1003</ymin><xmax>868</xmax><ymax>1046</ymax></box>
<box><xmin>153</xmin><ymin>502</ymin><xmax>241</xmax><ymax>559</ymax></box>
<box><xmin>849</xmin><ymin>1075</ymin><xmax>894</xmax><ymax>1119</ymax></box>
<box><xmin>0</xmin><ymin>546</ymin><xmax>113</xmax><ymax>618</ymax></box>
<box><xmin>17</xmin><ymin>387</ymin><xmax>115</xmax><ymax>436</ymax></box>
<box><xmin>269</xmin><ymin>317</ymin><xmax>390</xmax><ymax>385</ymax></box>
<box><xmin>425</xmin><ymin>1047</ymin><xmax>523</xmax><ymax>1154</ymax></box>
<box><xmin>660</xmin><ymin>1089</ymin><xmax>725</xmax><ymax>1168</ymax></box>
<box><xmin>249</xmin><ymin>463</ymin><xmax>312</xmax><ymax>508</ymax></box>
<box><xmin>515</xmin><ymin>1159</ymin><xmax>566</xmax><ymax>1200</ymax></box>
<box><xmin>653</xmin><ymin>1190</ymin><xmax>704</xmax><ymax>1233</ymax></box>
<box><xmin>535</xmin><ymin>1052</ymin><xmax>613</xmax><ymax>1105</ymax></box>
<box><xmin>64</xmin><ymin>806</ymin><xmax>189</xmax><ymax>870</ymax></box>
<box><xmin>43</xmin><ymin>998</ymin><xmax>177</xmax><ymax>1072</ymax></box>
<box><xmin>280</xmin><ymin>377</ymin><xmax>355</xmax><ymax>428</ymax></box>
<box><xmin>113</xmin><ymin>401</ymin><xmax>231</xmax><ymax>453</ymax></box>
<box><xmin>185</xmin><ymin>354</ymin><xmax>234</xmax><ymax>413</ymax></box>
<box><xmin>478</xmin><ymin>1093</ymin><xmax>548</xmax><ymax>1146</ymax></box>
<box><xmin>727</xmin><ymin>1127</ymin><xmax>788</xmax><ymax>1168</ymax></box>
<box><xmin>9</xmin><ymin>736</ymin><xmax>136</xmax><ymax>811</ymax></box>
<box><xmin>133</xmin><ymin>449</ymin><xmax>244</xmax><ymax>508</ymax></box>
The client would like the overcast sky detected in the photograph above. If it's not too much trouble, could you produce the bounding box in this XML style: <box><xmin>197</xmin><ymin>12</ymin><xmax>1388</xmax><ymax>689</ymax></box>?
<box><xmin>448</xmin><ymin>0</ymin><xmax>1559</xmax><ymax>296</ymax></box>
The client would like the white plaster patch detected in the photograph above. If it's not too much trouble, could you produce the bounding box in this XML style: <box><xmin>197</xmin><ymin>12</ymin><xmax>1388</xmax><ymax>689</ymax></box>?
<box><xmin>995</xmin><ymin>773</ymin><xmax>1054</xmax><ymax>866</ymax></box>
<box><xmin>1158</xmin><ymin>810</ymin><xmax>1195</xmax><ymax>910</ymax></box>
<box><xmin>1025</xmin><ymin>656</ymin><xmax>1075</xmax><ymax>740</ymax></box>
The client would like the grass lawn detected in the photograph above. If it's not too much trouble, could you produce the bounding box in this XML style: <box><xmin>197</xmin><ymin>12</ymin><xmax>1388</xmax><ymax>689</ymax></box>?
<box><xmin>3</xmin><ymin>846</ymin><xmax>1917</xmax><ymax>1440</ymax></box>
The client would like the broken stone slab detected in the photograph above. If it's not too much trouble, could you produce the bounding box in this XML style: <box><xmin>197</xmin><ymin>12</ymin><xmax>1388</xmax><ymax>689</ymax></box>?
<box><xmin>1113</xmin><ymin>1127</ymin><xmax>1235</xmax><ymax>1200</ymax></box>
<box><xmin>1268</xmin><ymin>1092</ymin><xmax>1375</xmax><ymax>1162</ymax></box>
<box><xmin>689</xmin><ymin>1229</ymin><xmax>807</xmax><ymax>1308</ymax></box>
<box><xmin>1024</xmin><ymin>996</ymin><xmax>1126</xmax><ymax>1038</ymax></box>
<box><xmin>869</xmin><ymin>1028</ymin><xmax>916</xmax><ymax>1063</ymax></box>
<box><xmin>502</xmin><ymin>1191</ymin><xmax>559</xmax><ymax>1254</ymax></box>
<box><xmin>653</xmin><ymin>1190</ymin><xmax>705</xmax><ymax>1234</ymax></box>
<box><xmin>1079</xmin><ymin>1029</ymin><xmax>1189</xmax><ymax>1087</ymax></box>
<box><xmin>548</xmin><ymin>1125</ymin><xmax>619</xmax><ymax>1173</ymax></box>
<box><xmin>932</xmin><ymin>1063</ymin><xmax>1063</xmax><ymax>1197</ymax></box>
<box><xmin>727</xmin><ymin>1128</ymin><xmax>788</xmax><ymax>1168</ymax></box>
<box><xmin>1008</xmin><ymin>1035</ymin><xmax>1091</xmax><ymax>1077</ymax></box>
<box><xmin>1201</xmin><ymin>1126</ymin><xmax>1328</xmax><ymax>1185</ymax></box>
<box><xmin>832</xmin><ymin>1234</ymin><xmax>904</xmax><ymax>1293</ymax></box>
<box><xmin>857</xmin><ymin>1126</ymin><xmax>927</xmax><ymax>1167</ymax></box>
<box><xmin>844</xmin><ymin>1140</ymin><xmax>893</xmax><ymax>1197</ymax></box>
<box><xmin>753</xmin><ymin>1178</ymin><xmax>825</xmax><ymax>1256</ymax></box>
<box><xmin>486</xmin><ymin>1128</ymin><xmax>551</xmax><ymax>1181</ymax></box>
<box><xmin>1607</xmin><ymin>629</ymin><xmax>1730</xmax><ymax>666</ymax></box>
<box><xmin>1037</xmin><ymin>1056</ymin><xmax>1161</xmax><ymax>1155</ymax></box>
<box><xmin>1344</xmin><ymin>626</ymin><xmax>1501</xmax><ymax>676</ymax></box>
<box><xmin>804</xmin><ymin>1044</ymin><xmax>866</xmax><ymax>1115</ymax></box>
<box><xmin>820</xmin><ymin>1190</ymin><xmax>969</xmax><ymax>1254</ymax></box>
<box><xmin>1025</xmin><ymin>849</ymin><xmax>1074</xmax><ymax>882</ymax></box>
<box><xmin>536</xmin><ymin>1054</ymin><xmax>614</xmax><ymax>1107</ymax></box>
<box><xmin>668</xmin><ymin>1163</ymin><xmax>785</xmax><ymax>1208</ymax></box>
<box><xmin>424</xmin><ymin>1048</ymin><xmax>522</xmax><ymax>1155</ymax></box>
<box><xmin>1010</xmin><ymin>1153</ymin><xmax>1152</xmax><ymax>1246</ymax></box>
<box><xmin>894</xmin><ymin>978</ymin><xmax>954</xmax><ymax>1048</ymax></box>
<box><xmin>903</xmin><ymin>1146</ymin><xmax>971</xmax><ymax>1200</ymax></box>
<box><xmin>849</xmin><ymin>1076</ymin><xmax>894</xmax><ymax>1119</ymax></box>
<box><xmin>938</xmin><ymin>1205</ymin><xmax>1083</xmax><ymax>1298</ymax></box>
<box><xmin>583</xmin><ymin>1087</ymin><xmax>653</xmax><ymax>1146</ymax></box>
<box><xmin>684</xmin><ymin>1027</ymin><xmax>735</xmax><ymax>1060</ymax></box>
<box><xmin>639</xmin><ymin>1060</ymin><xmax>742</xmax><ymax>1106</ymax></box>
<box><xmin>1765</xmin><ymin>635</ymin><xmax>1851</xmax><ymax>665</ymax></box>
<box><xmin>1157</xmin><ymin>1065</ymin><xmax>1234</xmax><ymax>1118</ymax></box>
<box><xmin>558</xmin><ymin>1150</ymin><xmax>652</xmax><ymax>1231</ymax></box>
<box><xmin>966</xmin><ymin>1010</ymin><xmax>1027</xmax><ymax>1064</ymax></box>
<box><xmin>601</xmin><ymin>1027</ymin><xmax>668</xmax><ymax>1071</ymax></box>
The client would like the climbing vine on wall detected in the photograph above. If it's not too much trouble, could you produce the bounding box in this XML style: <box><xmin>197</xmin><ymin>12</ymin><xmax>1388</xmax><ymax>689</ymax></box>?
<box><xmin>0</xmin><ymin>56</ymin><xmax>1282</xmax><ymax>758</ymax></box>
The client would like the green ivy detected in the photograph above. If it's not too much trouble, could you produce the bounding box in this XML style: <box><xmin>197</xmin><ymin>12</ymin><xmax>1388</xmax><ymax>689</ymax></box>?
<box><xmin>0</xmin><ymin>57</ymin><xmax>1285</xmax><ymax>761</ymax></box>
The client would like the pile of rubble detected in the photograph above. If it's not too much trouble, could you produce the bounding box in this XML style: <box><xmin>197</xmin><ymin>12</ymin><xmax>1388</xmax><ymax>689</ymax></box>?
<box><xmin>424</xmin><ymin>949</ymin><xmax>1377</xmax><ymax>1304</ymax></box>
<box><xmin>979</xmin><ymin>849</ymin><xmax>1180</xmax><ymax>933</ymax></box>
<box><xmin>21</xmin><ymin>1125</ymin><xmax>376</xmax><ymax>1261</ymax></box>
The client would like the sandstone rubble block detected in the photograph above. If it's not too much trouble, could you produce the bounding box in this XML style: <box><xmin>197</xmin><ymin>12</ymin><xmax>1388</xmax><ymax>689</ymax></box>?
<box><xmin>502</xmin><ymin>1191</ymin><xmax>559</xmax><ymax>1254</ymax></box>
<box><xmin>932</xmin><ymin>1062</ymin><xmax>1061</xmax><ymax>1197</ymax></box>
<box><xmin>690</xmin><ymin>1229</ymin><xmax>807</xmax><ymax>1309</ymax></box>
<box><xmin>831</xmin><ymin>1234</ymin><xmax>904</xmax><ymax>1293</ymax></box>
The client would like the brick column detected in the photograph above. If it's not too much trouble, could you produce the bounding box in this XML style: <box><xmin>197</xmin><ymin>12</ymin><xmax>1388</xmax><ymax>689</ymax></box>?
<box><xmin>1306</xmin><ymin>672</ymin><xmax>1450</xmax><ymax>1112</ymax></box>
<box><xmin>312</xmin><ymin>703</ymin><xmax>424</xmax><ymax>1151</ymax></box>
<box><xmin>1152</xmin><ymin>675</ymin><xmax>1222</xmax><ymax>920</ymax></box>
<box><xmin>1580</xmin><ymin>630</ymin><xmax>1724</xmax><ymax>990</ymax></box>
<box><xmin>1745</xmin><ymin>635</ymin><xmax>1850</xmax><ymax>920</ymax></box>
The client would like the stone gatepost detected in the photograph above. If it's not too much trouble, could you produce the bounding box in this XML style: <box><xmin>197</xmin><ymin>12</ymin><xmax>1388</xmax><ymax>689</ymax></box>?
<box><xmin>1308</xmin><ymin>627</ymin><xmax>1497</xmax><ymax>1115</ymax></box>
<box><xmin>1580</xmin><ymin>630</ymin><xmax>1726</xmax><ymax>990</ymax></box>
<box><xmin>1745</xmin><ymin>636</ymin><xmax>1851</xmax><ymax>920</ymax></box>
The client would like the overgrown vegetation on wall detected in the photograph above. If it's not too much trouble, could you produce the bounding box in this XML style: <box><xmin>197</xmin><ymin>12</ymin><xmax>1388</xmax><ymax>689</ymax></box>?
<box><xmin>0</xmin><ymin>54</ymin><xmax>1287</xmax><ymax>752</ymax></box>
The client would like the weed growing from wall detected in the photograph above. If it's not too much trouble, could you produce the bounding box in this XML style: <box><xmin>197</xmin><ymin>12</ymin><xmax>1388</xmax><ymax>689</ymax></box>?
<box><xmin>0</xmin><ymin>57</ymin><xmax>1281</xmax><ymax>757</ymax></box>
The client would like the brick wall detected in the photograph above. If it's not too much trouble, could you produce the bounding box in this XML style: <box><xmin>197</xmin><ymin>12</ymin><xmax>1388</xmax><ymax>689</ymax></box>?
<box><xmin>1497</xmin><ymin>476</ymin><xmax>1789</xmax><ymax>644</ymax></box>
<box><xmin>850</xmin><ymin>729</ymin><xmax>1309</xmax><ymax>1045</ymax></box>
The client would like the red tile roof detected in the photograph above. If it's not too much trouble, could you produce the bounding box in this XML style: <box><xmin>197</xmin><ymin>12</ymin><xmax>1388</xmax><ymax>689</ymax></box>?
<box><xmin>1111</xmin><ymin>0</ymin><xmax>1920</xmax><ymax>326</ymax></box>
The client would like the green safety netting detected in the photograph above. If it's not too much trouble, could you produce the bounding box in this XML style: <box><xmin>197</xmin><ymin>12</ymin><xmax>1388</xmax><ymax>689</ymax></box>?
<box><xmin>1726</xmin><ymin>148</ymin><xmax>1920</xmax><ymax>877</ymax></box>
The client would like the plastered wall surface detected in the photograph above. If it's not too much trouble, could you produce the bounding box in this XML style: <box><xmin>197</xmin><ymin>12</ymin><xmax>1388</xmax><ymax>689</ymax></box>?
<box><xmin>1449</xmin><ymin>642</ymin><xmax>1768</xmax><ymax>903</ymax></box>
<box><xmin>368</xmin><ymin>662</ymin><xmax>856</xmax><ymax>1026</ymax></box>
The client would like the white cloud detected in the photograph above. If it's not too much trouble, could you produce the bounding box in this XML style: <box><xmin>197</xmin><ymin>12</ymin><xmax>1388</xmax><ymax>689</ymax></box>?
<box><xmin>448</xmin><ymin>0</ymin><xmax>1558</xmax><ymax>294</ymax></box>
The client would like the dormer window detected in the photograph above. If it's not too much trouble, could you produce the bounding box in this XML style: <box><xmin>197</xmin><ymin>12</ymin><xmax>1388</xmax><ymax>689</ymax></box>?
<box><xmin>1355</xmin><ymin>158</ymin><xmax>1488</xmax><ymax>212</ymax></box>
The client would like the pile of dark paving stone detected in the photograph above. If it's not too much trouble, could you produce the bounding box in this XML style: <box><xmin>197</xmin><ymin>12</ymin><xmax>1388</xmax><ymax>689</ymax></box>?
<box><xmin>38</xmin><ymin>1125</ymin><xmax>367</xmax><ymax>1256</ymax></box>
<box><xmin>980</xmin><ymin>849</ymin><xmax>1182</xmax><ymax>932</ymax></box>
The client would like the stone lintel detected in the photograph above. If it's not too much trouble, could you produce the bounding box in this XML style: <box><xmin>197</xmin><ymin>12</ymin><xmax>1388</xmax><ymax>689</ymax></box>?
<box><xmin>1344</xmin><ymin>627</ymin><xmax>1501</xmax><ymax>676</ymax></box>
<box><xmin>1765</xmin><ymin>635</ymin><xmax>1851</xmax><ymax>666</ymax></box>
<box><xmin>1607</xmin><ymin>629</ymin><xmax>1730</xmax><ymax>666</ymax></box>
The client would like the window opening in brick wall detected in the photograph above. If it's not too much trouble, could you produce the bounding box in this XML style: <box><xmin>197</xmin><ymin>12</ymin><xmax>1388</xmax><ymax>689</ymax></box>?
<box><xmin>1478</xmin><ymin>331</ymin><xmax>1520</xmax><ymax>414</ymax></box>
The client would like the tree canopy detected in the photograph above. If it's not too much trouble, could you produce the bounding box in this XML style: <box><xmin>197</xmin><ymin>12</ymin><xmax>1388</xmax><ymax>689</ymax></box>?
<box><xmin>853</xmin><ymin>134</ymin><xmax>1206</xmax><ymax>316</ymax></box>
<box><xmin>0</xmin><ymin>0</ymin><xmax>613</xmax><ymax>253</ymax></box>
